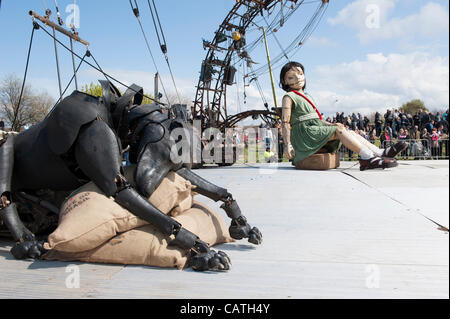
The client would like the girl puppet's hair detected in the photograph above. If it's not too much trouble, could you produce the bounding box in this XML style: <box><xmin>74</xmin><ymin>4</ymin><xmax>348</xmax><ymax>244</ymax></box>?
<box><xmin>279</xmin><ymin>61</ymin><xmax>306</xmax><ymax>92</ymax></box>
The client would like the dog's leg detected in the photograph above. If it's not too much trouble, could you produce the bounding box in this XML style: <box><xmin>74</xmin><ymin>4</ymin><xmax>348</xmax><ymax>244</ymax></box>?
<box><xmin>72</xmin><ymin>121</ymin><xmax>231</xmax><ymax>271</ymax></box>
<box><xmin>176</xmin><ymin>167</ymin><xmax>262</xmax><ymax>245</ymax></box>
<box><xmin>0</xmin><ymin>134</ymin><xmax>46</xmax><ymax>259</ymax></box>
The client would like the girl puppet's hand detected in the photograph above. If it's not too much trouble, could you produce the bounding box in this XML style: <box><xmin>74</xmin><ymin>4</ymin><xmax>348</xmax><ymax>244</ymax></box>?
<box><xmin>284</xmin><ymin>143</ymin><xmax>295</xmax><ymax>160</ymax></box>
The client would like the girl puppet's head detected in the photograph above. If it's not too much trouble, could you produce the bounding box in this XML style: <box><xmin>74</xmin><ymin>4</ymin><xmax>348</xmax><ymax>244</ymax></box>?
<box><xmin>280</xmin><ymin>61</ymin><xmax>306</xmax><ymax>92</ymax></box>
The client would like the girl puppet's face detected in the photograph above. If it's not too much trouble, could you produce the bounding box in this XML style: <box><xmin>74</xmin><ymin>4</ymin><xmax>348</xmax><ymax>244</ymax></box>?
<box><xmin>284</xmin><ymin>67</ymin><xmax>306</xmax><ymax>91</ymax></box>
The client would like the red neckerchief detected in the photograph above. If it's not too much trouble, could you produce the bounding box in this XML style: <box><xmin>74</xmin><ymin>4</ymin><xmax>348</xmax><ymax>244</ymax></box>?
<box><xmin>290</xmin><ymin>90</ymin><xmax>322</xmax><ymax>120</ymax></box>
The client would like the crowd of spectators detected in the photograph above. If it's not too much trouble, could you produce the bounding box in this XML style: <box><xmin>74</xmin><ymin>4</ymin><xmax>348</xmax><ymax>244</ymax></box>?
<box><xmin>323</xmin><ymin>108</ymin><xmax>449</xmax><ymax>159</ymax></box>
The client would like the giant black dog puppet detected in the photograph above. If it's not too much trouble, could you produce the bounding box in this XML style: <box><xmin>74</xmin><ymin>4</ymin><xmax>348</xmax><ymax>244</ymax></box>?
<box><xmin>0</xmin><ymin>81</ymin><xmax>262</xmax><ymax>271</ymax></box>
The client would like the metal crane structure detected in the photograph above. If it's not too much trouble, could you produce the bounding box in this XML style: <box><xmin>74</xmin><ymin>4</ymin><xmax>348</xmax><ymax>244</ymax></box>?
<box><xmin>192</xmin><ymin>0</ymin><xmax>330</xmax><ymax>132</ymax></box>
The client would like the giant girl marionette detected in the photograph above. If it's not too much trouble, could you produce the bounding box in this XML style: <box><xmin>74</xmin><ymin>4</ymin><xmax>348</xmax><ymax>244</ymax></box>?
<box><xmin>280</xmin><ymin>62</ymin><xmax>408</xmax><ymax>171</ymax></box>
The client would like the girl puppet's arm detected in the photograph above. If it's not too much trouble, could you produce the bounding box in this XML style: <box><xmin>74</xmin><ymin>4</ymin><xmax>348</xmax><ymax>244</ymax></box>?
<box><xmin>281</xmin><ymin>95</ymin><xmax>295</xmax><ymax>160</ymax></box>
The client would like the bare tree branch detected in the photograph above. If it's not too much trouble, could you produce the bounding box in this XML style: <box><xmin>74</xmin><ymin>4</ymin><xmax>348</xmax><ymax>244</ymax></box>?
<box><xmin>0</xmin><ymin>74</ymin><xmax>54</xmax><ymax>131</ymax></box>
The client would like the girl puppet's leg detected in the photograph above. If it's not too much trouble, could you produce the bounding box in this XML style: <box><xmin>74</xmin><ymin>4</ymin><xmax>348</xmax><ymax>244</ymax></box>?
<box><xmin>348</xmin><ymin>130</ymin><xmax>384</xmax><ymax>157</ymax></box>
<box><xmin>330</xmin><ymin>125</ymin><xmax>397</xmax><ymax>171</ymax></box>
<box><xmin>348</xmin><ymin>130</ymin><xmax>408</xmax><ymax>159</ymax></box>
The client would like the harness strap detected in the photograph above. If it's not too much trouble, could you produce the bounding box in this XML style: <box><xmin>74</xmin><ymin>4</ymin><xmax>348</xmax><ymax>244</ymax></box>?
<box><xmin>298</xmin><ymin>113</ymin><xmax>320</xmax><ymax>122</ymax></box>
<box><xmin>291</xmin><ymin>90</ymin><xmax>323</xmax><ymax>120</ymax></box>
<box><xmin>99</xmin><ymin>80</ymin><xmax>121</xmax><ymax>110</ymax></box>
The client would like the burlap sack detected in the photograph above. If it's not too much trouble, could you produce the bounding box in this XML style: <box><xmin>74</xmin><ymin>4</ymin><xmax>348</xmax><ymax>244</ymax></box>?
<box><xmin>44</xmin><ymin>172</ymin><xmax>194</xmax><ymax>253</ymax></box>
<box><xmin>149</xmin><ymin>172</ymin><xmax>196</xmax><ymax>217</ymax></box>
<box><xmin>295</xmin><ymin>153</ymin><xmax>340</xmax><ymax>170</ymax></box>
<box><xmin>43</xmin><ymin>201</ymin><xmax>234</xmax><ymax>269</ymax></box>
<box><xmin>124</xmin><ymin>166</ymin><xmax>195</xmax><ymax>216</ymax></box>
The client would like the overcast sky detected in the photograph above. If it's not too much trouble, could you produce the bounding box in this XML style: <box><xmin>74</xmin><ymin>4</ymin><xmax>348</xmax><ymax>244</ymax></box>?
<box><xmin>0</xmin><ymin>0</ymin><xmax>448</xmax><ymax>119</ymax></box>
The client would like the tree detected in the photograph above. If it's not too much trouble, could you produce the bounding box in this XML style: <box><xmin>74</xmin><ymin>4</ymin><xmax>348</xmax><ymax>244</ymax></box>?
<box><xmin>81</xmin><ymin>82</ymin><xmax>155</xmax><ymax>104</ymax></box>
<box><xmin>165</xmin><ymin>93</ymin><xmax>193</xmax><ymax>107</ymax></box>
<box><xmin>400</xmin><ymin>99</ymin><xmax>429</xmax><ymax>115</ymax></box>
<box><xmin>0</xmin><ymin>74</ymin><xmax>54</xmax><ymax>132</ymax></box>
<box><xmin>81</xmin><ymin>82</ymin><xmax>103</xmax><ymax>97</ymax></box>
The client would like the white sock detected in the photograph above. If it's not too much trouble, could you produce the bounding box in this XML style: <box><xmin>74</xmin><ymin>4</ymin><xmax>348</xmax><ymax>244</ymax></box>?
<box><xmin>359</xmin><ymin>147</ymin><xmax>375</xmax><ymax>160</ymax></box>
<box><xmin>371</xmin><ymin>147</ymin><xmax>384</xmax><ymax>157</ymax></box>
<box><xmin>365</xmin><ymin>143</ymin><xmax>384</xmax><ymax>156</ymax></box>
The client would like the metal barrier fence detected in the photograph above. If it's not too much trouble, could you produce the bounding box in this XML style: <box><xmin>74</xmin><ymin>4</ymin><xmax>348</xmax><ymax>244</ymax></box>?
<box><xmin>339</xmin><ymin>139</ymin><xmax>449</xmax><ymax>161</ymax></box>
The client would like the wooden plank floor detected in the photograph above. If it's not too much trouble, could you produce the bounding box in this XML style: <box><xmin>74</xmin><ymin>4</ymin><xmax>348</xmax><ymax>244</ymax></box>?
<box><xmin>0</xmin><ymin>161</ymin><xmax>448</xmax><ymax>299</ymax></box>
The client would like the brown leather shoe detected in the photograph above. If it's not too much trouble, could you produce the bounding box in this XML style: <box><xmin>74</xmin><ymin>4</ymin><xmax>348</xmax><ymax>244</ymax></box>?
<box><xmin>382</xmin><ymin>141</ymin><xmax>409</xmax><ymax>158</ymax></box>
<box><xmin>359</xmin><ymin>157</ymin><xmax>398</xmax><ymax>171</ymax></box>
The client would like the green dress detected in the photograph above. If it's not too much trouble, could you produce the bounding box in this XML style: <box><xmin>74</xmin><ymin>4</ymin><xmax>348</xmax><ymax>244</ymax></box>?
<box><xmin>286</xmin><ymin>92</ymin><xmax>340</xmax><ymax>165</ymax></box>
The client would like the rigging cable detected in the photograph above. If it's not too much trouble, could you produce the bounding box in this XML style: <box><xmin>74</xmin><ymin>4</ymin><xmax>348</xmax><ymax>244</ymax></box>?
<box><xmin>129</xmin><ymin>0</ymin><xmax>171</xmax><ymax>105</ymax></box>
<box><xmin>14</xmin><ymin>22</ymin><xmax>39</xmax><ymax>128</ymax></box>
<box><xmin>243</xmin><ymin>62</ymin><xmax>247</xmax><ymax>106</ymax></box>
<box><xmin>148</xmin><ymin>0</ymin><xmax>166</xmax><ymax>52</ymax></box>
<box><xmin>230</xmin><ymin>0</ymin><xmax>306</xmax><ymax>70</ymax></box>
<box><xmin>249</xmin><ymin>70</ymin><xmax>270</xmax><ymax>111</ymax></box>
<box><xmin>54</xmin><ymin>51</ymin><xmax>88</xmax><ymax>105</ymax></box>
<box><xmin>34</xmin><ymin>19</ymin><xmax>165</xmax><ymax>106</ymax></box>
<box><xmin>42</xmin><ymin>0</ymin><xmax>63</xmax><ymax>99</ymax></box>
<box><xmin>289</xmin><ymin>3</ymin><xmax>328</xmax><ymax>59</ymax></box>
<box><xmin>234</xmin><ymin>56</ymin><xmax>242</xmax><ymax>114</ymax></box>
<box><xmin>247</xmin><ymin>1</ymin><xmax>328</xmax><ymax>78</ymax></box>
<box><xmin>53</xmin><ymin>0</ymin><xmax>64</xmax><ymax>25</ymax></box>
<box><xmin>147</xmin><ymin>0</ymin><xmax>182</xmax><ymax>105</ymax></box>
<box><xmin>262</xmin><ymin>15</ymin><xmax>289</xmax><ymax>62</ymax></box>
<box><xmin>46</xmin><ymin>50</ymin><xmax>89</xmax><ymax>118</ymax></box>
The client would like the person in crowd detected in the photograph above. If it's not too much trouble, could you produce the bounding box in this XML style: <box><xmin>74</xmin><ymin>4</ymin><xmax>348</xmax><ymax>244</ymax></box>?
<box><xmin>407</xmin><ymin>114</ymin><xmax>414</xmax><ymax>128</ymax></box>
<box><xmin>369</xmin><ymin>128</ymin><xmax>377</xmax><ymax>144</ymax></box>
<box><xmin>442</xmin><ymin>109</ymin><xmax>449</xmax><ymax>133</ymax></box>
<box><xmin>351</xmin><ymin>113</ymin><xmax>358</xmax><ymax>131</ymax></box>
<box><xmin>0</xmin><ymin>118</ymin><xmax>5</xmax><ymax>131</ymax></box>
<box><xmin>277</xmin><ymin>123</ymin><xmax>284</xmax><ymax>162</ymax></box>
<box><xmin>430</xmin><ymin>128</ymin><xmax>440</xmax><ymax>158</ymax></box>
<box><xmin>363</xmin><ymin>116</ymin><xmax>370</xmax><ymax>132</ymax></box>
<box><xmin>421</xmin><ymin>128</ymin><xmax>429</xmax><ymax>139</ymax></box>
<box><xmin>335</xmin><ymin>112</ymin><xmax>341</xmax><ymax>124</ymax></box>
<box><xmin>380</xmin><ymin>125</ymin><xmax>393</xmax><ymax>149</ymax></box>
<box><xmin>437</xmin><ymin>125</ymin><xmax>448</xmax><ymax>158</ymax></box>
<box><xmin>264</xmin><ymin>124</ymin><xmax>273</xmax><ymax>150</ymax></box>
<box><xmin>394</xmin><ymin>116</ymin><xmax>403</xmax><ymax>138</ymax></box>
<box><xmin>398</xmin><ymin>128</ymin><xmax>408</xmax><ymax>139</ymax></box>
<box><xmin>401</xmin><ymin>115</ymin><xmax>411</xmax><ymax>130</ymax></box>
<box><xmin>375</xmin><ymin>112</ymin><xmax>383</xmax><ymax>137</ymax></box>
<box><xmin>421</xmin><ymin>127</ymin><xmax>430</xmax><ymax>154</ymax></box>
<box><xmin>398</xmin><ymin>128</ymin><xmax>409</xmax><ymax>157</ymax></box>
<box><xmin>409</xmin><ymin>125</ymin><xmax>421</xmax><ymax>159</ymax></box>
<box><xmin>420</xmin><ymin>110</ymin><xmax>430</xmax><ymax>130</ymax></box>
<box><xmin>435</xmin><ymin>112</ymin><xmax>442</xmax><ymax>124</ymax></box>
<box><xmin>426</xmin><ymin>119</ymin><xmax>435</xmax><ymax>133</ymax></box>
<box><xmin>413</xmin><ymin>111</ymin><xmax>421</xmax><ymax>129</ymax></box>
<box><xmin>429</xmin><ymin>112</ymin><xmax>436</xmax><ymax>123</ymax></box>
<box><xmin>410</xmin><ymin>125</ymin><xmax>421</xmax><ymax>140</ymax></box>
<box><xmin>264</xmin><ymin>146</ymin><xmax>277</xmax><ymax>163</ymax></box>
<box><xmin>384</xmin><ymin>109</ymin><xmax>394</xmax><ymax>131</ymax></box>
<box><xmin>359</xmin><ymin>129</ymin><xmax>370</xmax><ymax>141</ymax></box>
<box><xmin>394</xmin><ymin>109</ymin><xmax>400</xmax><ymax>121</ymax></box>
<box><xmin>339</xmin><ymin>112</ymin><xmax>345</xmax><ymax>124</ymax></box>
